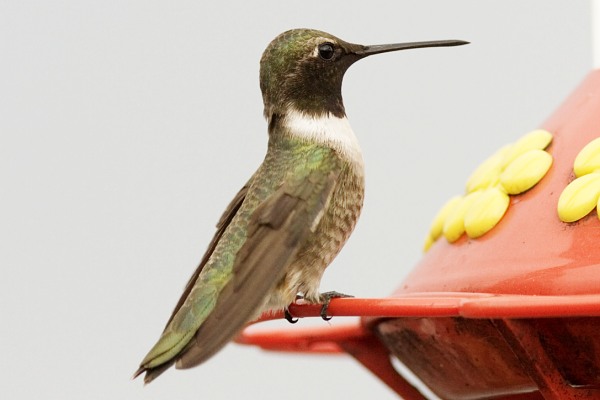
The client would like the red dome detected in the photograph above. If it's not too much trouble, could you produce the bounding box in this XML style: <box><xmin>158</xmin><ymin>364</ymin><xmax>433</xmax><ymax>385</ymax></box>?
<box><xmin>399</xmin><ymin>71</ymin><xmax>600</xmax><ymax>297</ymax></box>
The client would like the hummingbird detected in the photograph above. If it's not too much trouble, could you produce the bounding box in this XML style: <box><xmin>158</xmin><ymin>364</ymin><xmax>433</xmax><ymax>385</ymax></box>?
<box><xmin>134</xmin><ymin>28</ymin><xmax>467</xmax><ymax>383</ymax></box>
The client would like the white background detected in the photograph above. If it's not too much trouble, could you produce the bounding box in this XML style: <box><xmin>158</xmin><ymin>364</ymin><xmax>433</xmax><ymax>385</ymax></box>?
<box><xmin>1</xmin><ymin>1</ymin><xmax>591</xmax><ymax>399</ymax></box>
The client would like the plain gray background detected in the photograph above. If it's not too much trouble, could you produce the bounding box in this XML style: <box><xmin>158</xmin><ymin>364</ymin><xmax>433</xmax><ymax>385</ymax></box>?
<box><xmin>1</xmin><ymin>1</ymin><xmax>592</xmax><ymax>399</ymax></box>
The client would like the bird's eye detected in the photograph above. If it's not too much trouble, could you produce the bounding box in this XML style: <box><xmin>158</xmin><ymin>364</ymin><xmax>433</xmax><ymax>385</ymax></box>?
<box><xmin>318</xmin><ymin>43</ymin><xmax>335</xmax><ymax>60</ymax></box>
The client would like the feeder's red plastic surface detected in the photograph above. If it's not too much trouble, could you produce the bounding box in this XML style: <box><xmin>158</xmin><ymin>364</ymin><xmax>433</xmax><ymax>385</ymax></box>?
<box><xmin>237</xmin><ymin>70</ymin><xmax>600</xmax><ymax>400</ymax></box>
<box><xmin>375</xmin><ymin>69</ymin><xmax>600</xmax><ymax>400</ymax></box>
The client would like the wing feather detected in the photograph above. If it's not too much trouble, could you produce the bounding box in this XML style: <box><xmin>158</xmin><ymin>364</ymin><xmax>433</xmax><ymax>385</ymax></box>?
<box><xmin>175</xmin><ymin>169</ymin><xmax>339</xmax><ymax>369</ymax></box>
<box><xmin>135</xmin><ymin>179</ymin><xmax>251</xmax><ymax>382</ymax></box>
<box><xmin>165</xmin><ymin>179</ymin><xmax>252</xmax><ymax>328</ymax></box>
<box><xmin>137</xmin><ymin>165</ymin><xmax>340</xmax><ymax>383</ymax></box>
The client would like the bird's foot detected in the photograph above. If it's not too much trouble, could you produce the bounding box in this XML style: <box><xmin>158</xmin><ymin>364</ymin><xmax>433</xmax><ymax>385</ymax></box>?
<box><xmin>283</xmin><ymin>294</ymin><xmax>305</xmax><ymax>324</ymax></box>
<box><xmin>319</xmin><ymin>291</ymin><xmax>353</xmax><ymax>321</ymax></box>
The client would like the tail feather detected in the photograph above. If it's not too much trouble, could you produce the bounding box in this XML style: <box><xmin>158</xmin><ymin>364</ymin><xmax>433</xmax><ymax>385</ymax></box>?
<box><xmin>132</xmin><ymin>359</ymin><xmax>176</xmax><ymax>385</ymax></box>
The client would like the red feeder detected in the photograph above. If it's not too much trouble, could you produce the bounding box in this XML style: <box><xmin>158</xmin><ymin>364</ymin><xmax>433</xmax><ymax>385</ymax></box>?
<box><xmin>236</xmin><ymin>70</ymin><xmax>600</xmax><ymax>399</ymax></box>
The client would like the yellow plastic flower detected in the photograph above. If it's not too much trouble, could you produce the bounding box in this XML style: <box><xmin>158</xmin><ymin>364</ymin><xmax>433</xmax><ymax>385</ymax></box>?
<box><xmin>464</xmin><ymin>187</ymin><xmax>510</xmax><ymax>238</ymax></box>
<box><xmin>558</xmin><ymin>137</ymin><xmax>600</xmax><ymax>222</ymax></box>
<box><xmin>424</xmin><ymin>129</ymin><xmax>553</xmax><ymax>251</ymax></box>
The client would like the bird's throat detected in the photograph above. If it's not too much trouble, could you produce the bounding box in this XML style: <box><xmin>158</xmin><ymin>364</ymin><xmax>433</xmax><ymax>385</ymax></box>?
<box><xmin>279</xmin><ymin>108</ymin><xmax>364</xmax><ymax>169</ymax></box>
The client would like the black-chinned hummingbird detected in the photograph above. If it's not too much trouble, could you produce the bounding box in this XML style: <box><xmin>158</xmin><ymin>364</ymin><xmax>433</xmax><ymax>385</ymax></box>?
<box><xmin>134</xmin><ymin>28</ymin><xmax>467</xmax><ymax>383</ymax></box>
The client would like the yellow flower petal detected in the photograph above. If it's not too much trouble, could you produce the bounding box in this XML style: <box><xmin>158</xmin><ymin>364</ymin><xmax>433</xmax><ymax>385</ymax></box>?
<box><xmin>574</xmin><ymin>137</ymin><xmax>600</xmax><ymax>177</ymax></box>
<box><xmin>428</xmin><ymin>196</ymin><xmax>463</xmax><ymax>240</ymax></box>
<box><xmin>499</xmin><ymin>149</ymin><xmax>553</xmax><ymax>195</ymax></box>
<box><xmin>443</xmin><ymin>192</ymin><xmax>482</xmax><ymax>242</ymax></box>
<box><xmin>465</xmin><ymin>145</ymin><xmax>511</xmax><ymax>193</ymax></box>
<box><xmin>502</xmin><ymin>129</ymin><xmax>553</xmax><ymax>168</ymax></box>
<box><xmin>423</xmin><ymin>234</ymin><xmax>435</xmax><ymax>252</ymax></box>
<box><xmin>464</xmin><ymin>187</ymin><xmax>510</xmax><ymax>238</ymax></box>
<box><xmin>557</xmin><ymin>173</ymin><xmax>600</xmax><ymax>222</ymax></box>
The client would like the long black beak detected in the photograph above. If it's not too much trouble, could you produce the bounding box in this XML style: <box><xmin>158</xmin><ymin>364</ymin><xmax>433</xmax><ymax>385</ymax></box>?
<box><xmin>355</xmin><ymin>39</ymin><xmax>469</xmax><ymax>58</ymax></box>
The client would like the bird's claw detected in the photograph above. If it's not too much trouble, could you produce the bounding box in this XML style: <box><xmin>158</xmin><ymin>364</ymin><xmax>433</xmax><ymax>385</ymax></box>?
<box><xmin>319</xmin><ymin>291</ymin><xmax>353</xmax><ymax>321</ymax></box>
<box><xmin>320</xmin><ymin>309</ymin><xmax>333</xmax><ymax>321</ymax></box>
<box><xmin>284</xmin><ymin>308</ymin><xmax>298</xmax><ymax>324</ymax></box>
